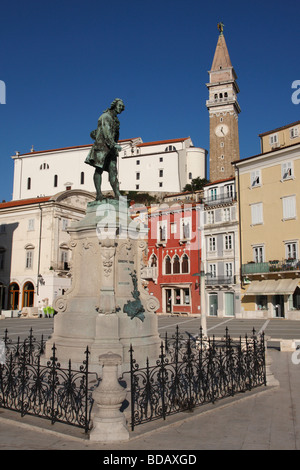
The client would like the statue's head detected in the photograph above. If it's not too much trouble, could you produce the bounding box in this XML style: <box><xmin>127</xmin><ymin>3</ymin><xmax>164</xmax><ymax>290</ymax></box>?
<box><xmin>110</xmin><ymin>98</ymin><xmax>125</xmax><ymax>114</ymax></box>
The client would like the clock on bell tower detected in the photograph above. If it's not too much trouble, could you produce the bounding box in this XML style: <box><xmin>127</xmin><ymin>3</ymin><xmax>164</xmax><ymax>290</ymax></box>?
<box><xmin>206</xmin><ymin>23</ymin><xmax>240</xmax><ymax>182</ymax></box>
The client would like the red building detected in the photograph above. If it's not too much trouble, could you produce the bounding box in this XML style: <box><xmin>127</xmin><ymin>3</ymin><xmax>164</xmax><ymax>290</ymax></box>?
<box><xmin>143</xmin><ymin>202</ymin><xmax>202</xmax><ymax>315</ymax></box>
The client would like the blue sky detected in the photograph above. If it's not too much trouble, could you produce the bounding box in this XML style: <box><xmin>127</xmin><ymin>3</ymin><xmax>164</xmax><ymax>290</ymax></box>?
<box><xmin>0</xmin><ymin>0</ymin><xmax>299</xmax><ymax>202</ymax></box>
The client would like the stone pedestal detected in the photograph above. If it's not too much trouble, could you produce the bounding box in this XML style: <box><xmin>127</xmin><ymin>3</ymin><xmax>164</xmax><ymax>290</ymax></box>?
<box><xmin>45</xmin><ymin>199</ymin><xmax>161</xmax><ymax>372</ymax></box>
<box><xmin>90</xmin><ymin>352</ymin><xmax>129</xmax><ymax>442</ymax></box>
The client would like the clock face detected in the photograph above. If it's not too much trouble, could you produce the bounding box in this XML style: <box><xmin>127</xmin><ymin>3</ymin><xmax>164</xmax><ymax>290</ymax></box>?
<box><xmin>215</xmin><ymin>124</ymin><xmax>229</xmax><ymax>137</ymax></box>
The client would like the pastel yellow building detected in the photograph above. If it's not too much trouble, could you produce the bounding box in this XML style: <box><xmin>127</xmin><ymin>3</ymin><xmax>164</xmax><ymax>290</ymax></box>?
<box><xmin>259</xmin><ymin>120</ymin><xmax>300</xmax><ymax>154</ymax></box>
<box><xmin>233</xmin><ymin>125</ymin><xmax>300</xmax><ymax>319</ymax></box>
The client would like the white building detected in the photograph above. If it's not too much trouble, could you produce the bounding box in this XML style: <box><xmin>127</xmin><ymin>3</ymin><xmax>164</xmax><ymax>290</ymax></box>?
<box><xmin>12</xmin><ymin>137</ymin><xmax>207</xmax><ymax>200</ymax></box>
<box><xmin>0</xmin><ymin>190</ymin><xmax>94</xmax><ymax>316</ymax></box>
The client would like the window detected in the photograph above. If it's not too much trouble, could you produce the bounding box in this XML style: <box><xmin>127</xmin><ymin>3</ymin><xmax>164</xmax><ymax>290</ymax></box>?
<box><xmin>159</xmin><ymin>182</ymin><xmax>163</xmax><ymax>188</ymax></box>
<box><xmin>40</xmin><ymin>163</ymin><xmax>49</xmax><ymax>170</ymax></box>
<box><xmin>290</xmin><ymin>127</ymin><xmax>299</xmax><ymax>139</ymax></box>
<box><xmin>28</xmin><ymin>219</ymin><xmax>35</xmax><ymax>231</ymax></box>
<box><xmin>209</xmin><ymin>293</ymin><xmax>218</xmax><ymax>316</ymax></box>
<box><xmin>251</xmin><ymin>203</ymin><xmax>263</xmax><ymax>225</ymax></box>
<box><xmin>251</xmin><ymin>170</ymin><xmax>261</xmax><ymax>187</ymax></box>
<box><xmin>183</xmin><ymin>288</ymin><xmax>190</xmax><ymax>305</ymax></box>
<box><xmin>269</xmin><ymin>134</ymin><xmax>278</xmax><ymax>146</ymax></box>
<box><xmin>225</xmin><ymin>184</ymin><xmax>234</xmax><ymax>198</ymax></box>
<box><xmin>27</xmin><ymin>178</ymin><xmax>31</xmax><ymax>190</ymax></box>
<box><xmin>136</xmin><ymin>160</ymin><xmax>140</xmax><ymax>165</ymax></box>
<box><xmin>159</xmin><ymin>157</ymin><xmax>163</xmax><ymax>162</ymax></box>
<box><xmin>223</xmin><ymin>207</ymin><xmax>231</xmax><ymax>221</ymax></box>
<box><xmin>173</xmin><ymin>255</ymin><xmax>180</xmax><ymax>274</ymax></box>
<box><xmin>158</xmin><ymin>222</ymin><xmax>167</xmax><ymax>242</ymax></box>
<box><xmin>54</xmin><ymin>175</ymin><xmax>58</xmax><ymax>187</ymax></box>
<box><xmin>282</xmin><ymin>196</ymin><xmax>296</xmax><ymax>220</ymax></box>
<box><xmin>256</xmin><ymin>295</ymin><xmax>268</xmax><ymax>311</ymax></box>
<box><xmin>80</xmin><ymin>172</ymin><xmax>84</xmax><ymax>184</ymax></box>
<box><xmin>164</xmin><ymin>255</ymin><xmax>171</xmax><ymax>274</ymax></box>
<box><xmin>174</xmin><ymin>289</ymin><xmax>181</xmax><ymax>305</ymax></box>
<box><xmin>159</xmin><ymin>169</ymin><xmax>163</xmax><ymax>177</ymax></box>
<box><xmin>136</xmin><ymin>185</ymin><xmax>139</xmax><ymax>190</ymax></box>
<box><xmin>225</xmin><ymin>262</ymin><xmax>233</xmax><ymax>278</ymax></box>
<box><xmin>207</xmin><ymin>211</ymin><xmax>214</xmax><ymax>224</ymax></box>
<box><xmin>253</xmin><ymin>245</ymin><xmax>264</xmax><ymax>263</ymax></box>
<box><xmin>285</xmin><ymin>241</ymin><xmax>298</xmax><ymax>260</ymax></box>
<box><xmin>181</xmin><ymin>218</ymin><xmax>191</xmax><ymax>239</ymax></box>
<box><xmin>26</xmin><ymin>250</ymin><xmax>34</xmax><ymax>269</ymax></box>
<box><xmin>282</xmin><ymin>162</ymin><xmax>293</xmax><ymax>180</ymax></box>
<box><xmin>23</xmin><ymin>282</ymin><xmax>34</xmax><ymax>308</ymax></box>
<box><xmin>224</xmin><ymin>234</ymin><xmax>233</xmax><ymax>250</ymax></box>
<box><xmin>149</xmin><ymin>254</ymin><xmax>157</xmax><ymax>267</ymax></box>
<box><xmin>60</xmin><ymin>249</ymin><xmax>69</xmax><ymax>270</ymax></box>
<box><xmin>136</xmin><ymin>172</ymin><xmax>140</xmax><ymax>180</ymax></box>
<box><xmin>208</xmin><ymin>237</ymin><xmax>216</xmax><ymax>252</ymax></box>
<box><xmin>9</xmin><ymin>282</ymin><xmax>20</xmax><ymax>310</ymax></box>
<box><xmin>208</xmin><ymin>263</ymin><xmax>217</xmax><ymax>278</ymax></box>
<box><xmin>181</xmin><ymin>254</ymin><xmax>189</xmax><ymax>273</ymax></box>
<box><xmin>165</xmin><ymin>145</ymin><xmax>176</xmax><ymax>152</ymax></box>
<box><xmin>209</xmin><ymin>188</ymin><xmax>217</xmax><ymax>201</ymax></box>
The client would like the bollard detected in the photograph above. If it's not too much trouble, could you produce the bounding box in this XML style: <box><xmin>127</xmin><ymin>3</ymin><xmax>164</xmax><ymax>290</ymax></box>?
<box><xmin>89</xmin><ymin>352</ymin><xmax>129</xmax><ymax>442</ymax></box>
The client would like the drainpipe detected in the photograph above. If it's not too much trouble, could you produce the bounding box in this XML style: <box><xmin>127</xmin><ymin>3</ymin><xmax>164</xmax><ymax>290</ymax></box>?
<box><xmin>37</xmin><ymin>203</ymin><xmax>43</xmax><ymax>296</ymax></box>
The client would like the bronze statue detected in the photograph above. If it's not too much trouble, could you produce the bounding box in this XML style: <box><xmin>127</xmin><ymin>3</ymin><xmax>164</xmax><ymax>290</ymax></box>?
<box><xmin>85</xmin><ymin>98</ymin><xmax>125</xmax><ymax>200</ymax></box>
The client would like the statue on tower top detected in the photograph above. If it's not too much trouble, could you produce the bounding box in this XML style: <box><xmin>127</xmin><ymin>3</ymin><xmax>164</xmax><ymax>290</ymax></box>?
<box><xmin>217</xmin><ymin>22</ymin><xmax>224</xmax><ymax>35</ymax></box>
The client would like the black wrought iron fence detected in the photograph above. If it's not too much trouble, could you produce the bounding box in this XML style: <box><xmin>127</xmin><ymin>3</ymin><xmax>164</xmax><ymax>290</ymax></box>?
<box><xmin>129</xmin><ymin>326</ymin><xmax>266</xmax><ymax>430</ymax></box>
<box><xmin>0</xmin><ymin>328</ymin><xmax>100</xmax><ymax>433</ymax></box>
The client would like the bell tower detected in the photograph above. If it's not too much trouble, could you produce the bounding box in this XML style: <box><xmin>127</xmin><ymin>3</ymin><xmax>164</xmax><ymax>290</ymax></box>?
<box><xmin>206</xmin><ymin>23</ymin><xmax>240</xmax><ymax>182</ymax></box>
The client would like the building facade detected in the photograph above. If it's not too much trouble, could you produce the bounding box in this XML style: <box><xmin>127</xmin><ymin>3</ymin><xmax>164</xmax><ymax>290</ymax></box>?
<box><xmin>143</xmin><ymin>203</ymin><xmax>202</xmax><ymax>315</ymax></box>
<box><xmin>0</xmin><ymin>190</ymin><xmax>94</xmax><ymax>315</ymax></box>
<box><xmin>202</xmin><ymin>178</ymin><xmax>241</xmax><ymax>317</ymax></box>
<box><xmin>234</xmin><ymin>125</ymin><xmax>300</xmax><ymax>319</ymax></box>
<box><xmin>12</xmin><ymin>137</ymin><xmax>207</xmax><ymax>201</ymax></box>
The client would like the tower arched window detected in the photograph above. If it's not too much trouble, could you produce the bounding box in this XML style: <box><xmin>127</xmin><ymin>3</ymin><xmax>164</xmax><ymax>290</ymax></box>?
<box><xmin>80</xmin><ymin>172</ymin><xmax>85</xmax><ymax>185</ymax></box>
<box><xmin>27</xmin><ymin>178</ymin><xmax>31</xmax><ymax>190</ymax></box>
<box><xmin>54</xmin><ymin>175</ymin><xmax>58</xmax><ymax>187</ymax></box>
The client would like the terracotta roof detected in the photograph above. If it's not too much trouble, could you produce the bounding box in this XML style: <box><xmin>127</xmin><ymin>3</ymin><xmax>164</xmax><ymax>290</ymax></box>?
<box><xmin>204</xmin><ymin>177</ymin><xmax>234</xmax><ymax>187</ymax></box>
<box><xmin>0</xmin><ymin>196</ymin><xmax>51</xmax><ymax>210</ymax></box>
<box><xmin>15</xmin><ymin>138</ymin><xmax>138</xmax><ymax>157</ymax></box>
<box><xmin>137</xmin><ymin>138</ymin><xmax>189</xmax><ymax>148</ymax></box>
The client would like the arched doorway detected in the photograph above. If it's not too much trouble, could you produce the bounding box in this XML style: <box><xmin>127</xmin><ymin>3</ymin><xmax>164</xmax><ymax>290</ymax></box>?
<box><xmin>22</xmin><ymin>282</ymin><xmax>34</xmax><ymax>308</ymax></box>
<box><xmin>9</xmin><ymin>282</ymin><xmax>20</xmax><ymax>310</ymax></box>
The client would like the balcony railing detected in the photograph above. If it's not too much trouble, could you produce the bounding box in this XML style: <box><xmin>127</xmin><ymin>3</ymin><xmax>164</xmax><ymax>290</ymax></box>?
<box><xmin>204</xmin><ymin>193</ymin><xmax>237</xmax><ymax>207</ymax></box>
<box><xmin>206</xmin><ymin>276</ymin><xmax>235</xmax><ymax>286</ymax></box>
<box><xmin>242</xmin><ymin>259</ymin><xmax>300</xmax><ymax>275</ymax></box>
<box><xmin>141</xmin><ymin>266</ymin><xmax>158</xmax><ymax>280</ymax></box>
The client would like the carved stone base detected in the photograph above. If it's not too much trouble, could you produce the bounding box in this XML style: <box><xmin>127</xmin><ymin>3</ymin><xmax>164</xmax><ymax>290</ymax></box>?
<box><xmin>45</xmin><ymin>199</ymin><xmax>161</xmax><ymax>372</ymax></box>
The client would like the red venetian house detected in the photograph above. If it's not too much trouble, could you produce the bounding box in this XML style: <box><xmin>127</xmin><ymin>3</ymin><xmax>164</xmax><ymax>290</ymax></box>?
<box><xmin>142</xmin><ymin>202</ymin><xmax>202</xmax><ymax>315</ymax></box>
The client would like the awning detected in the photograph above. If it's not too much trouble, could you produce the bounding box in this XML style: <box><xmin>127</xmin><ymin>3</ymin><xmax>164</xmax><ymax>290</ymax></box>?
<box><xmin>244</xmin><ymin>278</ymin><xmax>299</xmax><ymax>296</ymax></box>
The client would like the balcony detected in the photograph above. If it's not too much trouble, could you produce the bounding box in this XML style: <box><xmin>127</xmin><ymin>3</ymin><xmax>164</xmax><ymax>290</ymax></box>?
<box><xmin>204</xmin><ymin>193</ymin><xmax>237</xmax><ymax>207</ymax></box>
<box><xmin>206</xmin><ymin>276</ymin><xmax>236</xmax><ymax>286</ymax></box>
<box><xmin>141</xmin><ymin>266</ymin><xmax>158</xmax><ymax>281</ymax></box>
<box><xmin>242</xmin><ymin>259</ymin><xmax>300</xmax><ymax>275</ymax></box>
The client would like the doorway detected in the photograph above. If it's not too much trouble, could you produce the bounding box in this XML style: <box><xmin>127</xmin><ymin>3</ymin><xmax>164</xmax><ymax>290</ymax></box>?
<box><xmin>165</xmin><ymin>289</ymin><xmax>172</xmax><ymax>313</ymax></box>
<box><xmin>273</xmin><ymin>295</ymin><xmax>285</xmax><ymax>318</ymax></box>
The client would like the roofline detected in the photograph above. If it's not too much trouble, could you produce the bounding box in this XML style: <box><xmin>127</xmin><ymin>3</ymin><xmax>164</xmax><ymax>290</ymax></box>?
<box><xmin>258</xmin><ymin>120</ymin><xmax>300</xmax><ymax>137</ymax></box>
<box><xmin>0</xmin><ymin>196</ymin><xmax>52</xmax><ymax>210</ymax></box>
<box><xmin>232</xmin><ymin>141</ymin><xmax>300</xmax><ymax>166</ymax></box>
<box><xmin>137</xmin><ymin>137</ymin><xmax>190</xmax><ymax>148</ymax></box>
<box><xmin>204</xmin><ymin>177</ymin><xmax>235</xmax><ymax>187</ymax></box>
<box><xmin>13</xmin><ymin>138</ymin><xmax>138</xmax><ymax>158</ymax></box>
<box><xmin>12</xmin><ymin>137</ymin><xmax>190</xmax><ymax>157</ymax></box>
